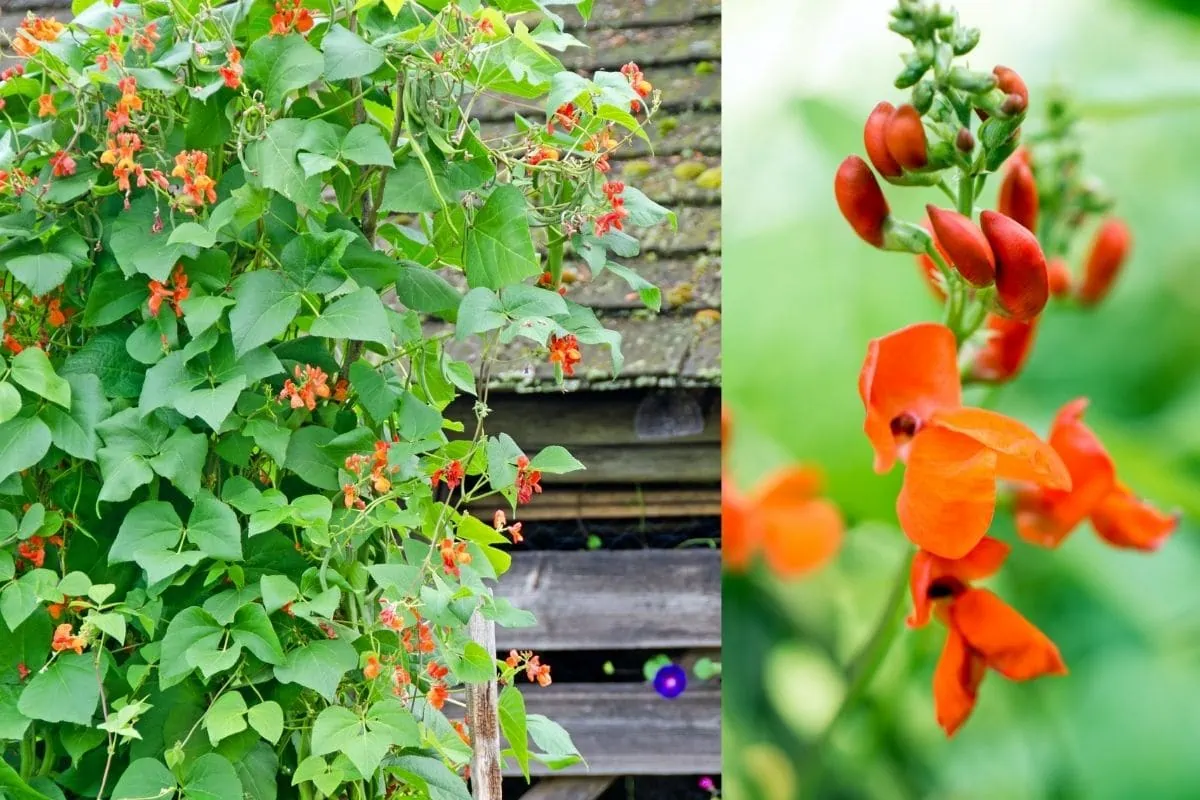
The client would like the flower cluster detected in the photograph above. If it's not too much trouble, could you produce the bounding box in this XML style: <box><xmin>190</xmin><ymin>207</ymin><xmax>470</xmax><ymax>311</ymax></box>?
<box><xmin>171</xmin><ymin>150</ymin><xmax>218</xmax><ymax>208</ymax></box>
<box><xmin>493</xmin><ymin>510</ymin><xmax>524</xmax><ymax>544</ymax></box>
<box><xmin>12</xmin><ymin>14</ymin><xmax>64</xmax><ymax>57</ymax></box>
<box><xmin>430</xmin><ymin>459</ymin><xmax>464</xmax><ymax>492</ymax></box>
<box><xmin>547</xmin><ymin>333</ymin><xmax>582</xmax><ymax>377</ymax></box>
<box><xmin>147</xmin><ymin>265</ymin><xmax>190</xmax><ymax>318</ymax></box>
<box><xmin>506</xmin><ymin>650</ymin><xmax>552</xmax><ymax>687</ymax></box>
<box><xmin>515</xmin><ymin>455</ymin><xmax>543</xmax><ymax>505</ymax></box>
<box><xmin>51</xmin><ymin>623</ymin><xmax>88</xmax><ymax>655</ymax></box>
<box><xmin>620</xmin><ymin>61</ymin><xmax>654</xmax><ymax>113</ymax></box>
<box><xmin>834</xmin><ymin>0</ymin><xmax>1178</xmax><ymax>737</ymax></box>
<box><xmin>270</xmin><ymin>0</ymin><xmax>315</xmax><ymax>36</ymax></box>
<box><xmin>279</xmin><ymin>364</ymin><xmax>332</xmax><ymax>411</ymax></box>
<box><xmin>343</xmin><ymin>440</ymin><xmax>396</xmax><ymax>508</ymax></box>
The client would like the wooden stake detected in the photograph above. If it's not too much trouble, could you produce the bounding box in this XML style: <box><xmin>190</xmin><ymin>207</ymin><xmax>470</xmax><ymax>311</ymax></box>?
<box><xmin>467</xmin><ymin>609</ymin><xmax>503</xmax><ymax>800</ymax></box>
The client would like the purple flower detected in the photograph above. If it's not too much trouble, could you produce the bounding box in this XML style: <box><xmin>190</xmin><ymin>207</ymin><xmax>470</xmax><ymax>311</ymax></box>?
<box><xmin>653</xmin><ymin>663</ymin><xmax>687</xmax><ymax>699</ymax></box>
<box><xmin>699</xmin><ymin>776</ymin><xmax>716</xmax><ymax>792</ymax></box>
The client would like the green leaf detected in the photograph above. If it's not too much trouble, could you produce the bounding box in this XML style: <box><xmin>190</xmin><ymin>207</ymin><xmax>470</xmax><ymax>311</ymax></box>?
<box><xmin>280</xmin><ymin>230</ymin><xmax>354</xmax><ymax>291</ymax></box>
<box><xmin>5</xmin><ymin>252</ymin><xmax>72</xmax><ymax>297</ymax></box>
<box><xmin>0</xmin><ymin>383</ymin><xmax>21</xmax><ymax>424</ymax></box>
<box><xmin>230</xmin><ymin>270</ymin><xmax>301</xmax><ymax>357</ymax></box>
<box><xmin>618</xmin><ymin>185</ymin><xmax>676</xmax><ymax>228</ymax></box>
<box><xmin>148</xmin><ymin>427</ymin><xmax>208</xmax><ymax>497</ymax></box>
<box><xmin>243</xmin><ymin>419</ymin><xmax>291</xmax><ymax>466</ymax></box>
<box><xmin>174</xmin><ymin>376</ymin><xmax>247</xmax><ymax>431</ymax></box>
<box><xmin>0</xmin><ymin>757</ymin><xmax>54</xmax><ymax>799</ymax></box>
<box><xmin>182</xmin><ymin>753</ymin><xmax>243</xmax><ymax>800</ymax></box>
<box><xmin>464</xmin><ymin>185</ymin><xmax>539</xmax><ymax>289</ymax></box>
<box><xmin>340</xmin><ymin>125</ymin><xmax>394</xmax><ymax>167</ymax></box>
<box><xmin>247</xmin><ymin>700</ymin><xmax>284</xmax><ymax>744</ymax></box>
<box><xmin>168</xmin><ymin>222</ymin><xmax>217</xmax><ymax>249</ymax></box>
<box><xmin>455</xmin><ymin>641</ymin><xmax>497</xmax><ymax>683</ymax></box>
<box><xmin>109</xmin><ymin>501</ymin><xmax>184</xmax><ymax>565</ymax></box>
<box><xmin>394</xmin><ymin>264</ymin><xmax>461</xmax><ymax>313</ymax></box>
<box><xmin>87</xmin><ymin>610</ymin><xmax>126</xmax><ymax>643</ymax></box>
<box><xmin>82</xmin><ymin>272</ymin><xmax>147</xmax><ymax>327</ymax></box>
<box><xmin>260</xmin><ymin>575</ymin><xmax>298</xmax><ymax>614</ymax></box>
<box><xmin>109</xmin><ymin>759</ymin><xmax>177</xmax><ymax>800</ymax></box>
<box><xmin>244</xmin><ymin>33</ymin><xmax>324</xmax><ymax>109</ymax></box>
<box><xmin>187</xmin><ymin>491</ymin><xmax>243</xmax><ymax>561</ymax></box>
<box><xmin>1</xmin><ymin>577</ymin><xmax>39</xmax><ymax>630</ymax></box>
<box><xmin>11</xmin><ymin>348</ymin><xmax>71</xmax><ymax>408</ymax></box>
<box><xmin>499</xmin><ymin>685</ymin><xmax>531</xmax><ymax>780</ymax></box>
<box><xmin>390</xmin><ymin>755</ymin><xmax>473</xmax><ymax>800</ymax></box>
<box><xmin>284</xmin><ymin>425</ymin><xmax>339</xmax><ymax>490</ymax></box>
<box><xmin>204</xmin><ymin>691</ymin><xmax>248</xmax><ymax>745</ymax></box>
<box><xmin>273</xmin><ymin>638</ymin><xmax>357</xmax><ymax>700</ymax></box>
<box><xmin>18</xmin><ymin>653</ymin><xmax>100</xmax><ymax>725</ymax></box>
<box><xmin>527</xmin><ymin>713</ymin><xmax>583</xmax><ymax>768</ymax></box>
<box><xmin>178</xmin><ymin>295</ymin><xmax>235</xmax><ymax>337</ymax></box>
<box><xmin>310</xmin><ymin>702</ymin><xmax>415</xmax><ymax>779</ymax></box>
<box><xmin>600</xmin><ymin>261</ymin><xmax>661</xmax><ymax>312</ymax></box>
<box><xmin>245</xmin><ymin>119</ymin><xmax>325</xmax><ymax>209</ymax></box>
<box><xmin>108</xmin><ymin>194</ymin><xmax>189</xmax><ymax>282</ymax></box>
<box><xmin>62</xmin><ymin>331</ymin><xmax>145</xmax><ymax>398</ymax></box>
<box><xmin>159</xmin><ymin>607</ymin><xmax>223</xmax><ymax>689</ymax></box>
<box><xmin>455</xmin><ymin>288</ymin><xmax>506</xmax><ymax>339</ymax></box>
<box><xmin>322</xmin><ymin>24</ymin><xmax>384</xmax><ymax>81</ymax></box>
<box><xmin>310</xmin><ymin>287</ymin><xmax>392</xmax><ymax>345</ymax></box>
<box><xmin>231</xmin><ymin>604</ymin><xmax>284</xmax><ymax>664</ymax></box>
<box><xmin>40</xmin><ymin>373</ymin><xmax>110</xmax><ymax>460</ymax></box>
<box><xmin>0</xmin><ymin>416</ymin><xmax>53</xmax><ymax>484</ymax></box>
<box><xmin>348</xmin><ymin>360</ymin><xmax>398</xmax><ymax>423</ymax></box>
<box><xmin>527</xmin><ymin>445</ymin><xmax>584</xmax><ymax>474</ymax></box>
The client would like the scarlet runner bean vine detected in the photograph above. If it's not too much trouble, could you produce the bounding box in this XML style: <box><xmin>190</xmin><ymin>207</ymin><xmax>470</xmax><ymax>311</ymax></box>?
<box><xmin>0</xmin><ymin>0</ymin><xmax>674</xmax><ymax>797</ymax></box>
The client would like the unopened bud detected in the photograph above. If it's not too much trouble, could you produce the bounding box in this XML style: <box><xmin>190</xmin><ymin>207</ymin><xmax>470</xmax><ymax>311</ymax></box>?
<box><xmin>926</xmin><ymin>205</ymin><xmax>995</xmax><ymax>287</ymax></box>
<box><xmin>950</xmin><ymin>27</ymin><xmax>981</xmax><ymax>55</ymax></box>
<box><xmin>998</xmin><ymin>160</ymin><xmax>1039</xmax><ymax>232</ymax></box>
<box><xmin>834</xmin><ymin>156</ymin><xmax>890</xmax><ymax>248</ymax></box>
<box><xmin>981</xmin><ymin>209</ymin><xmax>1049</xmax><ymax>320</ymax></box>
<box><xmin>1078</xmin><ymin>218</ymin><xmax>1132</xmax><ymax>306</ymax></box>
<box><xmin>948</xmin><ymin>67</ymin><xmax>998</xmax><ymax>94</ymax></box>
<box><xmin>864</xmin><ymin>102</ymin><xmax>903</xmax><ymax>178</ymax></box>
<box><xmin>884</xmin><ymin>104</ymin><xmax>928</xmax><ymax>170</ymax></box>
<box><xmin>1000</xmin><ymin>92</ymin><xmax>1027</xmax><ymax>116</ymax></box>
<box><xmin>912</xmin><ymin>79</ymin><xmax>935</xmax><ymax>114</ymax></box>
<box><xmin>895</xmin><ymin>52</ymin><xmax>928</xmax><ymax>89</ymax></box>
<box><xmin>956</xmin><ymin>128</ymin><xmax>975</xmax><ymax>153</ymax></box>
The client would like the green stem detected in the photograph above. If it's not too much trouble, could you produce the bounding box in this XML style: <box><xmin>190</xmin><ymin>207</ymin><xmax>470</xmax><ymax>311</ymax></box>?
<box><xmin>546</xmin><ymin>225</ymin><xmax>565</xmax><ymax>286</ymax></box>
<box><xmin>804</xmin><ymin>556</ymin><xmax>911</xmax><ymax>791</ymax></box>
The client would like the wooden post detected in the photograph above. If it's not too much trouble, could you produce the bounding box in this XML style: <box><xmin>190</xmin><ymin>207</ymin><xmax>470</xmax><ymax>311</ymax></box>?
<box><xmin>467</xmin><ymin>609</ymin><xmax>503</xmax><ymax>800</ymax></box>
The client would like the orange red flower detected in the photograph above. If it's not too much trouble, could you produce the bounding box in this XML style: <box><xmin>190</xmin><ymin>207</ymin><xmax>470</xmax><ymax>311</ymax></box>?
<box><xmin>968</xmin><ymin>313</ymin><xmax>1038</xmax><ymax>383</ymax></box>
<box><xmin>859</xmin><ymin>322</ymin><xmax>1069</xmax><ymax>558</ymax></box>
<box><xmin>439</xmin><ymin>536</ymin><xmax>471</xmax><ymax>578</ymax></box>
<box><xmin>1015</xmin><ymin>398</ymin><xmax>1178</xmax><ymax>551</ymax></box>
<box><xmin>278</xmin><ymin>364</ymin><xmax>331</xmax><ymax>411</ymax></box>
<box><xmin>515</xmin><ymin>455</ymin><xmax>542</xmax><ymax>505</ymax></box>
<box><xmin>1077</xmin><ymin>218</ymin><xmax>1131</xmax><ymax>307</ymax></box>
<box><xmin>548</xmin><ymin>333</ymin><xmax>582</xmax><ymax>377</ymax></box>
<box><xmin>50</xmin><ymin>151</ymin><xmax>77</xmax><ymax>178</ymax></box>
<box><xmin>270</xmin><ymin>0</ymin><xmax>314</xmax><ymax>35</ymax></box>
<box><xmin>907</xmin><ymin>537</ymin><xmax>1067</xmax><ymax>736</ymax></box>
<box><xmin>147</xmin><ymin>264</ymin><xmax>189</xmax><ymax>318</ymax></box>
<box><xmin>219</xmin><ymin>48</ymin><xmax>243</xmax><ymax>89</ymax></box>
<box><xmin>37</xmin><ymin>94</ymin><xmax>57</xmax><ymax>117</ymax></box>
<box><xmin>12</xmin><ymin>15</ymin><xmax>65</xmax><ymax>57</ymax></box>
<box><xmin>722</xmin><ymin>407</ymin><xmax>843</xmax><ymax>577</ymax></box>
<box><xmin>171</xmin><ymin>150</ymin><xmax>217</xmax><ymax>207</ymax></box>
<box><xmin>51</xmin><ymin>623</ymin><xmax>87</xmax><ymax>655</ymax></box>
<box><xmin>431</xmin><ymin>459</ymin><xmax>464</xmax><ymax>492</ymax></box>
<box><xmin>835</xmin><ymin>155</ymin><xmax>890</xmax><ymax>248</ymax></box>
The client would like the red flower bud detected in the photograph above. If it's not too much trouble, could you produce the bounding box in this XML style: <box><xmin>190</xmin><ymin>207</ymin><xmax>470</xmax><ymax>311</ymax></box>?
<box><xmin>980</xmin><ymin>209</ymin><xmax>1048</xmax><ymax>320</ymax></box>
<box><xmin>1078</xmin><ymin>218</ymin><xmax>1131</xmax><ymax>306</ymax></box>
<box><xmin>1047</xmin><ymin>257</ymin><xmax>1072</xmax><ymax>298</ymax></box>
<box><xmin>993</xmin><ymin>66</ymin><xmax>1029</xmax><ymax>110</ymax></box>
<box><xmin>884</xmin><ymin>105</ymin><xmax>928</xmax><ymax>171</ymax></box>
<box><xmin>864</xmin><ymin>101</ymin><xmax>903</xmax><ymax>178</ymax></box>
<box><xmin>835</xmin><ymin>156</ymin><xmax>890</xmax><ymax>248</ymax></box>
<box><xmin>926</xmin><ymin>205</ymin><xmax>996</xmax><ymax>287</ymax></box>
<box><xmin>970</xmin><ymin>313</ymin><xmax>1039</xmax><ymax>383</ymax></box>
<box><xmin>998</xmin><ymin>160</ymin><xmax>1038</xmax><ymax>232</ymax></box>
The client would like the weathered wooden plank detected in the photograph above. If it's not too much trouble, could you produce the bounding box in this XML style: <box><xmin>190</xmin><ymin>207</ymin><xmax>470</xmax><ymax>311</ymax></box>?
<box><xmin>468</xmin><ymin>611</ymin><xmax>503</xmax><ymax>800</ymax></box>
<box><xmin>533</xmin><ymin>441</ymin><xmax>718</xmax><ymax>484</ymax></box>
<box><xmin>466</xmin><ymin>487</ymin><xmax>720</xmax><ymax>521</ymax></box>
<box><xmin>432</xmin><ymin>314</ymin><xmax>721</xmax><ymax>390</ymax></box>
<box><xmin>559</xmin><ymin>0</ymin><xmax>721</xmax><ymax>30</ymax></box>
<box><xmin>470</xmin><ymin>64</ymin><xmax>720</xmax><ymax>122</ymax></box>
<box><xmin>565</xmin><ymin>255</ymin><xmax>721</xmax><ymax>312</ymax></box>
<box><xmin>519</xmin><ymin>777</ymin><xmax>616</xmax><ymax>800</ymax></box>
<box><xmin>494</xmin><ymin>550</ymin><xmax>720</xmax><ymax>650</ymax></box>
<box><xmin>478</xmin><ymin>109</ymin><xmax>720</xmax><ymax>159</ymax></box>
<box><xmin>611</xmin><ymin>153</ymin><xmax>721</xmax><ymax>207</ymax></box>
<box><xmin>562</xmin><ymin>22</ymin><xmax>720</xmax><ymax>71</ymax></box>
<box><xmin>449</xmin><ymin>388</ymin><xmax>720</xmax><ymax>447</ymax></box>
<box><xmin>509</xmin><ymin>683</ymin><xmax>721</xmax><ymax>776</ymax></box>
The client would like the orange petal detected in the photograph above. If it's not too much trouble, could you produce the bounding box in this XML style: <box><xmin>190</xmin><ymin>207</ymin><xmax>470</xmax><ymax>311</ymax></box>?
<box><xmin>722</xmin><ymin>474</ymin><xmax>759</xmax><ymax>572</ymax></box>
<box><xmin>897</xmin><ymin>426</ymin><xmax>998</xmax><ymax>559</ymax></box>
<box><xmin>1090</xmin><ymin>484</ymin><xmax>1179</xmax><ymax>552</ymax></box>
<box><xmin>859</xmin><ymin>323</ymin><xmax>962</xmax><ymax>474</ymax></box>
<box><xmin>931</xmin><ymin>406</ymin><xmax>1071</xmax><ymax>490</ymax></box>
<box><xmin>933</xmin><ymin>626</ymin><xmax>985</xmax><ymax>737</ymax></box>
<box><xmin>1015</xmin><ymin>398</ymin><xmax>1115</xmax><ymax>548</ymax></box>
<box><xmin>761</xmin><ymin>497</ymin><xmax>844</xmax><ymax>578</ymax></box>
<box><xmin>969</xmin><ymin>313</ymin><xmax>1038</xmax><ymax>384</ymax></box>
<box><xmin>908</xmin><ymin>537</ymin><xmax>1010</xmax><ymax>628</ymax></box>
<box><xmin>756</xmin><ymin>466</ymin><xmax>842</xmax><ymax>577</ymax></box>
<box><xmin>951</xmin><ymin>588</ymin><xmax>1067</xmax><ymax>681</ymax></box>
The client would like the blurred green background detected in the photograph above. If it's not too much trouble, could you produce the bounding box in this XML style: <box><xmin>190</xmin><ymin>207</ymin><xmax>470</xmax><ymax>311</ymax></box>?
<box><xmin>722</xmin><ymin>0</ymin><xmax>1200</xmax><ymax>798</ymax></box>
